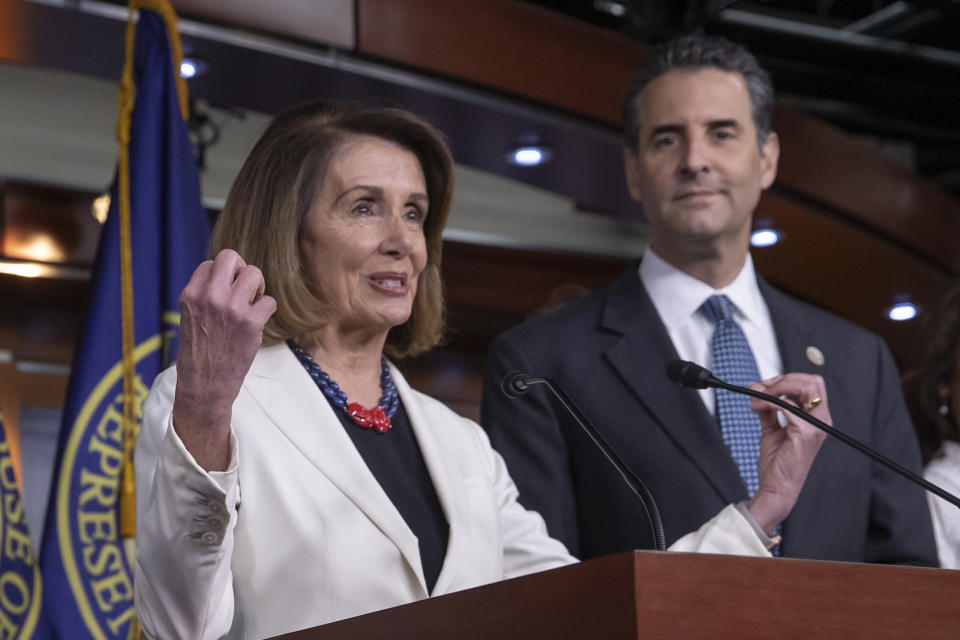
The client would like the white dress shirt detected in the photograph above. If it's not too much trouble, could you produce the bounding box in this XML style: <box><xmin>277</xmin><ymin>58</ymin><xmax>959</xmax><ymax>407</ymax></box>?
<box><xmin>639</xmin><ymin>249</ymin><xmax>783</xmax><ymax>414</ymax></box>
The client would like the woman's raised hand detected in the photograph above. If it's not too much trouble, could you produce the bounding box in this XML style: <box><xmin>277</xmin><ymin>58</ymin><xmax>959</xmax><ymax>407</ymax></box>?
<box><xmin>172</xmin><ymin>249</ymin><xmax>277</xmax><ymax>471</ymax></box>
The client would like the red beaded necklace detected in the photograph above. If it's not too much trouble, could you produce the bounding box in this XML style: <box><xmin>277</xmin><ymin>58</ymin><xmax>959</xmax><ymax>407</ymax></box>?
<box><xmin>288</xmin><ymin>340</ymin><xmax>399</xmax><ymax>433</ymax></box>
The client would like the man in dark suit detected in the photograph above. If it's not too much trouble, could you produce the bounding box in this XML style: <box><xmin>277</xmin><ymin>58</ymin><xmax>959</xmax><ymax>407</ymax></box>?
<box><xmin>481</xmin><ymin>35</ymin><xmax>937</xmax><ymax>565</ymax></box>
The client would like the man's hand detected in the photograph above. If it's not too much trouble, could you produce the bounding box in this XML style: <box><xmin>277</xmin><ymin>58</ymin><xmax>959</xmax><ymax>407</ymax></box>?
<box><xmin>747</xmin><ymin>373</ymin><xmax>829</xmax><ymax>534</ymax></box>
<box><xmin>172</xmin><ymin>249</ymin><xmax>277</xmax><ymax>471</ymax></box>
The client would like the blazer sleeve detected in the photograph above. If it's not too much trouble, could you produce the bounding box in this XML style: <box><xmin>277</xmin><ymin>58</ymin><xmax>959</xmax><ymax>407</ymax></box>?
<box><xmin>864</xmin><ymin>340</ymin><xmax>939</xmax><ymax>565</ymax></box>
<box><xmin>489</xmin><ymin>425</ymin><xmax>768</xmax><ymax>572</ymax></box>
<box><xmin>668</xmin><ymin>505</ymin><xmax>770</xmax><ymax>556</ymax></box>
<box><xmin>488</xmin><ymin>442</ymin><xmax>578</xmax><ymax>578</ymax></box>
<box><xmin>481</xmin><ymin>331</ymin><xmax>583</xmax><ymax>556</ymax></box>
<box><xmin>134</xmin><ymin>368</ymin><xmax>241</xmax><ymax>640</ymax></box>
<box><xmin>481</xmin><ymin>349</ymin><xmax>769</xmax><ymax>566</ymax></box>
<box><xmin>491</xmin><ymin>442</ymin><xmax>770</xmax><ymax>575</ymax></box>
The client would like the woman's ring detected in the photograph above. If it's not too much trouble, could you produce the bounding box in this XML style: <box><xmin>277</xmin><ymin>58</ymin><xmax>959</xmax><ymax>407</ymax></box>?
<box><xmin>803</xmin><ymin>396</ymin><xmax>823</xmax><ymax>411</ymax></box>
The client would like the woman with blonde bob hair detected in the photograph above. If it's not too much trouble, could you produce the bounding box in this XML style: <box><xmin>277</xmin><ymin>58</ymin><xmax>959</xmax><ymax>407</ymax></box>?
<box><xmin>211</xmin><ymin>100</ymin><xmax>449</xmax><ymax>358</ymax></box>
<box><xmin>133</xmin><ymin>101</ymin><xmax>576</xmax><ymax>639</ymax></box>
<box><xmin>135</xmin><ymin>100</ymin><xmax>814</xmax><ymax>640</ymax></box>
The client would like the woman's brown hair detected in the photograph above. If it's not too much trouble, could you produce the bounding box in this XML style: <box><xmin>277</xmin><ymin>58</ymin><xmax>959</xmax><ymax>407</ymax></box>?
<box><xmin>210</xmin><ymin>101</ymin><xmax>454</xmax><ymax>358</ymax></box>
<box><xmin>903</xmin><ymin>280</ymin><xmax>960</xmax><ymax>462</ymax></box>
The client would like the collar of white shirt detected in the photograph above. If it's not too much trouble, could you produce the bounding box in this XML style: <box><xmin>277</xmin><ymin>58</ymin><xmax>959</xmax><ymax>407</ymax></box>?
<box><xmin>638</xmin><ymin>248</ymin><xmax>783</xmax><ymax>414</ymax></box>
<box><xmin>639</xmin><ymin>248</ymin><xmax>767</xmax><ymax>334</ymax></box>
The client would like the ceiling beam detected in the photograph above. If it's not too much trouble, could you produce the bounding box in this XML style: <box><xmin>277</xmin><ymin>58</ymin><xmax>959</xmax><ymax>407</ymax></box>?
<box><xmin>718</xmin><ymin>7</ymin><xmax>960</xmax><ymax>69</ymax></box>
<box><xmin>842</xmin><ymin>1</ymin><xmax>916</xmax><ymax>34</ymax></box>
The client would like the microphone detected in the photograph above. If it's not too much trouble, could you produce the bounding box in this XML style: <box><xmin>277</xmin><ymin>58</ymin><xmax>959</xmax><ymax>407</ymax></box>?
<box><xmin>501</xmin><ymin>371</ymin><xmax>530</xmax><ymax>398</ymax></box>
<box><xmin>665</xmin><ymin>360</ymin><xmax>717</xmax><ymax>389</ymax></box>
<box><xmin>501</xmin><ymin>372</ymin><xmax>667</xmax><ymax>551</ymax></box>
<box><xmin>666</xmin><ymin>359</ymin><xmax>960</xmax><ymax>510</ymax></box>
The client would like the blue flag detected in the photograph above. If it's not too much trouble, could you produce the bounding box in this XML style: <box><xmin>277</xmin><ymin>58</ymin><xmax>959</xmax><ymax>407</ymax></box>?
<box><xmin>37</xmin><ymin>4</ymin><xmax>210</xmax><ymax>638</ymax></box>
<box><xmin>0</xmin><ymin>411</ymin><xmax>41</xmax><ymax>637</ymax></box>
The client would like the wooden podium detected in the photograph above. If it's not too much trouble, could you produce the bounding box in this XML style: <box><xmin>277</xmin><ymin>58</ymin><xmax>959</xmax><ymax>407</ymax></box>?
<box><xmin>272</xmin><ymin>551</ymin><xmax>960</xmax><ymax>639</ymax></box>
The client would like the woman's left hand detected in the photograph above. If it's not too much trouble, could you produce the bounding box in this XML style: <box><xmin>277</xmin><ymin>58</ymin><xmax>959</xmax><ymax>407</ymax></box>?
<box><xmin>746</xmin><ymin>373</ymin><xmax>830</xmax><ymax>534</ymax></box>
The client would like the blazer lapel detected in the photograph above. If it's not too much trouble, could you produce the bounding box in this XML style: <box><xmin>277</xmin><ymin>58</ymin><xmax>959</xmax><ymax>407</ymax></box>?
<box><xmin>390</xmin><ymin>367</ymin><xmax>469</xmax><ymax>596</ymax></box>
<box><xmin>244</xmin><ymin>343</ymin><xmax>427</xmax><ymax>593</ymax></box>
<box><xmin>762</xmin><ymin>282</ymin><xmax>825</xmax><ymax>378</ymax></box>
<box><xmin>601</xmin><ymin>265</ymin><xmax>748</xmax><ymax>503</ymax></box>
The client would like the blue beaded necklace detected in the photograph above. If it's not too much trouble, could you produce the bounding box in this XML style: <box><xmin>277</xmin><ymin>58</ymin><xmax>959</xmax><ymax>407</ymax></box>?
<box><xmin>288</xmin><ymin>339</ymin><xmax>399</xmax><ymax>433</ymax></box>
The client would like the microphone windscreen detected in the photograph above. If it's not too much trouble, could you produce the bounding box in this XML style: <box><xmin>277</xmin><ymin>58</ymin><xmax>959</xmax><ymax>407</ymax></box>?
<box><xmin>665</xmin><ymin>360</ymin><xmax>713</xmax><ymax>389</ymax></box>
<box><xmin>501</xmin><ymin>372</ymin><xmax>530</xmax><ymax>398</ymax></box>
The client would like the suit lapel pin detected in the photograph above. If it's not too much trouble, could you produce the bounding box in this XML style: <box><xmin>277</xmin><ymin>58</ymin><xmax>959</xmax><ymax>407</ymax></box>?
<box><xmin>805</xmin><ymin>345</ymin><xmax>825</xmax><ymax>366</ymax></box>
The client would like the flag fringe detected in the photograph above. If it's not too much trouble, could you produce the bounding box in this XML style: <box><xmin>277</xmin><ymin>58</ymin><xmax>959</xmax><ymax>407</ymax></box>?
<box><xmin>116</xmin><ymin>2</ymin><xmax>189</xmax><ymax>637</ymax></box>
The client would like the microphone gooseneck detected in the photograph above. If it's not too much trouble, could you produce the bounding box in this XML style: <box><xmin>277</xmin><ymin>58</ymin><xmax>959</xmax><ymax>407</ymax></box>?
<box><xmin>500</xmin><ymin>372</ymin><xmax>667</xmax><ymax>551</ymax></box>
<box><xmin>665</xmin><ymin>360</ymin><xmax>960</xmax><ymax>511</ymax></box>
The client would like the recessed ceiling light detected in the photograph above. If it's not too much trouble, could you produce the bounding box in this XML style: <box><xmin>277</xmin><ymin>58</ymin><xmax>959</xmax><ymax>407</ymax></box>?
<box><xmin>180</xmin><ymin>58</ymin><xmax>206</xmax><ymax>79</ymax></box>
<box><xmin>0</xmin><ymin>262</ymin><xmax>43</xmax><ymax>278</ymax></box>
<box><xmin>750</xmin><ymin>228</ymin><xmax>781</xmax><ymax>247</ymax></box>
<box><xmin>594</xmin><ymin>1</ymin><xmax>627</xmax><ymax>17</ymax></box>
<box><xmin>888</xmin><ymin>302</ymin><xmax>917</xmax><ymax>321</ymax></box>
<box><xmin>507</xmin><ymin>145</ymin><xmax>552</xmax><ymax>167</ymax></box>
<box><xmin>0</xmin><ymin>261</ymin><xmax>88</xmax><ymax>280</ymax></box>
<box><xmin>91</xmin><ymin>192</ymin><xmax>111</xmax><ymax>224</ymax></box>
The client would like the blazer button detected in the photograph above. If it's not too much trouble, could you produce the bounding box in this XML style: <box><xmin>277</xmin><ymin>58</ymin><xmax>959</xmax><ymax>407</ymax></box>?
<box><xmin>207</xmin><ymin>517</ymin><xmax>222</xmax><ymax>529</ymax></box>
<box><xmin>201</xmin><ymin>531</ymin><xmax>220</xmax><ymax>545</ymax></box>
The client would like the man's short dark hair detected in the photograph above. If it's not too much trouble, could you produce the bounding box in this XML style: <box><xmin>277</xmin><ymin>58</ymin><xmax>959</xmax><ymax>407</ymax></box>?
<box><xmin>622</xmin><ymin>35</ymin><xmax>774</xmax><ymax>151</ymax></box>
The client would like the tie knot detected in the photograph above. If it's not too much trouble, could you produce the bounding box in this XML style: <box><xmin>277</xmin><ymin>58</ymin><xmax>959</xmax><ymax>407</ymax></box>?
<box><xmin>700</xmin><ymin>294</ymin><xmax>734</xmax><ymax>325</ymax></box>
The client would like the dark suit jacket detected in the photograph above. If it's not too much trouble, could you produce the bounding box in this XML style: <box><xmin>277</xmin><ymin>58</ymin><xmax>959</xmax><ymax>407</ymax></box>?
<box><xmin>481</xmin><ymin>262</ymin><xmax>938</xmax><ymax>565</ymax></box>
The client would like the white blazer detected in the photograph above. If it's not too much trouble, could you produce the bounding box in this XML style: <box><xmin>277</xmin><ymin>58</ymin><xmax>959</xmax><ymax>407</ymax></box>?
<box><xmin>134</xmin><ymin>343</ymin><xmax>767</xmax><ymax>639</ymax></box>
<box><xmin>134</xmin><ymin>343</ymin><xmax>576</xmax><ymax>639</ymax></box>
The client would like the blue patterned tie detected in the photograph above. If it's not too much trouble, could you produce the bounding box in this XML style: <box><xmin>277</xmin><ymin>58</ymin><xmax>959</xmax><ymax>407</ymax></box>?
<box><xmin>700</xmin><ymin>294</ymin><xmax>762</xmax><ymax>496</ymax></box>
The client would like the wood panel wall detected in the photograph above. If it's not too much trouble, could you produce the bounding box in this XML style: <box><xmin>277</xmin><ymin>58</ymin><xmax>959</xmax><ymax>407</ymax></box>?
<box><xmin>355</xmin><ymin>0</ymin><xmax>645</xmax><ymax>124</ymax></box>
